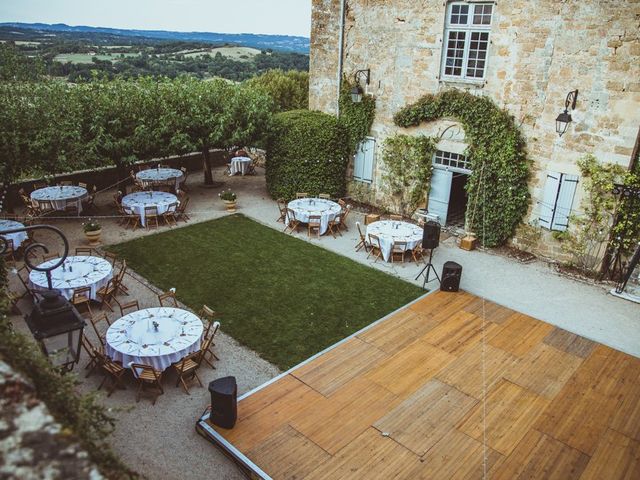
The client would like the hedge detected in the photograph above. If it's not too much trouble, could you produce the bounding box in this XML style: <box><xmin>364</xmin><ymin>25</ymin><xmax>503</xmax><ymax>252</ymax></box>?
<box><xmin>265</xmin><ymin>110</ymin><xmax>350</xmax><ymax>200</ymax></box>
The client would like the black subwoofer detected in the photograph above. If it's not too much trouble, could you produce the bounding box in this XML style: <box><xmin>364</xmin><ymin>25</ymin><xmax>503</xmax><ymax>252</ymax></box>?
<box><xmin>441</xmin><ymin>261</ymin><xmax>462</xmax><ymax>292</ymax></box>
<box><xmin>209</xmin><ymin>376</ymin><xmax>237</xmax><ymax>429</ymax></box>
<box><xmin>422</xmin><ymin>221</ymin><xmax>441</xmax><ymax>250</ymax></box>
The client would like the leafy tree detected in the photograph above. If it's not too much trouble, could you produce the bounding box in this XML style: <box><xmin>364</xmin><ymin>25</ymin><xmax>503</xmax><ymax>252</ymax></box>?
<box><xmin>0</xmin><ymin>43</ymin><xmax>45</xmax><ymax>81</ymax></box>
<box><xmin>244</xmin><ymin>69</ymin><xmax>308</xmax><ymax>112</ymax></box>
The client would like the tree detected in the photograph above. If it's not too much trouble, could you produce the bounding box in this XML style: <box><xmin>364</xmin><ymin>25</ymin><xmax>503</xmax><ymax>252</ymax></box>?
<box><xmin>244</xmin><ymin>69</ymin><xmax>309</xmax><ymax>113</ymax></box>
<box><xmin>0</xmin><ymin>43</ymin><xmax>45</xmax><ymax>81</ymax></box>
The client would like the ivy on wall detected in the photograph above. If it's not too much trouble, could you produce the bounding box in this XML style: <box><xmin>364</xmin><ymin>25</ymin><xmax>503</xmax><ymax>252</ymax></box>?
<box><xmin>394</xmin><ymin>89</ymin><xmax>530</xmax><ymax>247</ymax></box>
<box><xmin>380</xmin><ymin>134</ymin><xmax>436</xmax><ymax>216</ymax></box>
<box><xmin>338</xmin><ymin>78</ymin><xmax>376</xmax><ymax>155</ymax></box>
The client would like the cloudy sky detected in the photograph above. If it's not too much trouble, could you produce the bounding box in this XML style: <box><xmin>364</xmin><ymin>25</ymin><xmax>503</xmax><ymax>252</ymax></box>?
<box><xmin>0</xmin><ymin>0</ymin><xmax>312</xmax><ymax>37</ymax></box>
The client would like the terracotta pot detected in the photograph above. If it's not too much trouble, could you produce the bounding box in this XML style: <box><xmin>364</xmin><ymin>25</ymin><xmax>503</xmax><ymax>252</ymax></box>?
<box><xmin>223</xmin><ymin>200</ymin><xmax>237</xmax><ymax>212</ymax></box>
<box><xmin>84</xmin><ymin>228</ymin><xmax>102</xmax><ymax>246</ymax></box>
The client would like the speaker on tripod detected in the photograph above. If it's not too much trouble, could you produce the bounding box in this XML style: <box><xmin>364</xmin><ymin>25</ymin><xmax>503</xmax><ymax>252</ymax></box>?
<box><xmin>415</xmin><ymin>221</ymin><xmax>441</xmax><ymax>290</ymax></box>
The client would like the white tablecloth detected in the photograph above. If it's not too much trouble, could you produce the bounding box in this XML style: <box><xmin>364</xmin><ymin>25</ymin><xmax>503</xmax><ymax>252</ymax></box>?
<box><xmin>0</xmin><ymin>219</ymin><xmax>27</xmax><ymax>249</ymax></box>
<box><xmin>29</xmin><ymin>255</ymin><xmax>113</xmax><ymax>300</ymax></box>
<box><xmin>136</xmin><ymin>168</ymin><xmax>184</xmax><ymax>189</ymax></box>
<box><xmin>31</xmin><ymin>186</ymin><xmax>88</xmax><ymax>213</ymax></box>
<box><xmin>286</xmin><ymin>198</ymin><xmax>342</xmax><ymax>235</ymax></box>
<box><xmin>366</xmin><ymin>220</ymin><xmax>423</xmax><ymax>261</ymax></box>
<box><xmin>121</xmin><ymin>191</ymin><xmax>178</xmax><ymax>226</ymax></box>
<box><xmin>105</xmin><ymin>307</ymin><xmax>204</xmax><ymax>371</ymax></box>
<box><xmin>229</xmin><ymin>157</ymin><xmax>253</xmax><ymax>176</ymax></box>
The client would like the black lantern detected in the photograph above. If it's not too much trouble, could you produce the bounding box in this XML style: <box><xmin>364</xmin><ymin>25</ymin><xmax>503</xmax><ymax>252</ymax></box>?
<box><xmin>351</xmin><ymin>69</ymin><xmax>371</xmax><ymax>103</ymax></box>
<box><xmin>25</xmin><ymin>290</ymin><xmax>86</xmax><ymax>371</ymax></box>
<box><xmin>555</xmin><ymin>89</ymin><xmax>578</xmax><ymax>137</ymax></box>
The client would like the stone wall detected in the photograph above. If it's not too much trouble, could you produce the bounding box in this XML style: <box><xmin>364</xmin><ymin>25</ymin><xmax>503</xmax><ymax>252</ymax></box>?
<box><xmin>310</xmin><ymin>0</ymin><xmax>640</xmax><ymax>258</ymax></box>
<box><xmin>0</xmin><ymin>360</ymin><xmax>102</xmax><ymax>479</ymax></box>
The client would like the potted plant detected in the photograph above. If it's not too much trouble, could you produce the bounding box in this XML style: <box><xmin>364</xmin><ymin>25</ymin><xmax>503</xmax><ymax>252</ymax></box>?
<box><xmin>83</xmin><ymin>219</ymin><xmax>102</xmax><ymax>246</ymax></box>
<box><xmin>219</xmin><ymin>189</ymin><xmax>237</xmax><ymax>212</ymax></box>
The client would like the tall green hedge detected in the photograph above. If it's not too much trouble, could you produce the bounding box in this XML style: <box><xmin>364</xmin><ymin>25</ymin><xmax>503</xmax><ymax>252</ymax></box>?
<box><xmin>265</xmin><ymin>110</ymin><xmax>350</xmax><ymax>200</ymax></box>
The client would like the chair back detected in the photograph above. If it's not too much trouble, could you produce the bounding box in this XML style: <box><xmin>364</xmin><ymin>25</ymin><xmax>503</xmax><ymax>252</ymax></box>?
<box><xmin>277</xmin><ymin>198</ymin><xmax>287</xmax><ymax>214</ymax></box>
<box><xmin>177</xmin><ymin>197</ymin><xmax>189</xmax><ymax>213</ymax></box>
<box><xmin>78</xmin><ymin>182</ymin><xmax>88</xmax><ymax>189</ymax></box>
<box><xmin>158</xmin><ymin>291</ymin><xmax>178</xmax><ymax>307</ymax></box>
<box><xmin>131</xmin><ymin>362</ymin><xmax>161</xmax><ymax>381</ymax></box>
<box><xmin>286</xmin><ymin>208</ymin><xmax>297</xmax><ymax>221</ymax></box>
<box><xmin>338</xmin><ymin>199</ymin><xmax>346</xmax><ymax>208</ymax></box>
<box><xmin>341</xmin><ymin>206</ymin><xmax>352</xmax><ymax>225</ymax></box>
<box><xmin>72</xmin><ymin>286</ymin><xmax>91</xmax><ymax>303</ymax></box>
<box><xmin>145</xmin><ymin>205</ymin><xmax>159</xmax><ymax>217</ymax></box>
<box><xmin>3</xmin><ymin>239</ymin><xmax>14</xmax><ymax>254</ymax></box>
<box><xmin>392</xmin><ymin>240</ymin><xmax>408</xmax><ymax>251</ymax></box>
<box><xmin>75</xmin><ymin>247</ymin><xmax>92</xmax><ymax>256</ymax></box>
<box><xmin>390</xmin><ymin>214</ymin><xmax>403</xmax><ymax>221</ymax></box>
<box><xmin>296</xmin><ymin>192</ymin><xmax>308</xmax><ymax>199</ymax></box>
<box><xmin>102</xmin><ymin>251</ymin><xmax>117</xmax><ymax>266</ymax></box>
<box><xmin>308</xmin><ymin>215</ymin><xmax>321</xmax><ymax>225</ymax></box>
<box><xmin>203</xmin><ymin>319</ymin><xmax>220</xmax><ymax>341</ymax></box>
<box><xmin>119</xmin><ymin>300</ymin><xmax>139</xmax><ymax>316</ymax></box>
<box><xmin>369</xmin><ymin>233</ymin><xmax>382</xmax><ymax>249</ymax></box>
<box><xmin>357</xmin><ymin>221</ymin><xmax>366</xmax><ymax>242</ymax></box>
<box><xmin>318</xmin><ymin>193</ymin><xmax>331</xmax><ymax>200</ymax></box>
<box><xmin>167</xmin><ymin>202</ymin><xmax>178</xmax><ymax>213</ymax></box>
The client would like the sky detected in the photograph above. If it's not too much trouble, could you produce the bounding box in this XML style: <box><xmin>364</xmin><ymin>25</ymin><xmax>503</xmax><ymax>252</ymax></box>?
<box><xmin>0</xmin><ymin>0</ymin><xmax>312</xmax><ymax>37</ymax></box>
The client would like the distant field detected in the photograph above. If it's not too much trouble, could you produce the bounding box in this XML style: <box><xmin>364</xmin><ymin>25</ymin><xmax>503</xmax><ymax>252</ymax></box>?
<box><xmin>182</xmin><ymin>46</ymin><xmax>262</xmax><ymax>61</ymax></box>
<box><xmin>54</xmin><ymin>52</ymin><xmax>139</xmax><ymax>64</ymax></box>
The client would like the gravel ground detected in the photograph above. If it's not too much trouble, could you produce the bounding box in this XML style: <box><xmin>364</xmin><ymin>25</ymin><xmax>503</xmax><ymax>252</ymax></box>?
<box><xmin>6</xmin><ymin>164</ymin><xmax>639</xmax><ymax>479</ymax></box>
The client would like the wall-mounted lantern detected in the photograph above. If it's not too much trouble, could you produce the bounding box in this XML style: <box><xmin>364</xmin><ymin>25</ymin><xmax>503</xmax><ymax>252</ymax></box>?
<box><xmin>351</xmin><ymin>69</ymin><xmax>371</xmax><ymax>103</ymax></box>
<box><xmin>555</xmin><ymin>89</ymin><xmax>579</xmax><ymax>137</ymax></box>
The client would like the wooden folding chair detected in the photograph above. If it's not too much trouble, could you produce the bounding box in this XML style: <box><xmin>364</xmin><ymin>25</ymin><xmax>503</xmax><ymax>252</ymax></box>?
<box><xmin>308</xmin><ymin>214</ymin><xmax>322</xmax><ymax>238</ymax></box>
<box><xmin>295</xmin><ymin>192</ymin><xmax>309</xmax><ymax>199</ymax></box>
<box><xmin>16</xmin><ymin>266</ymin><xmax>40</xmax><ymax>303</ymax></box>
<box><xmin>389</xmin><ymin>214</ymin><xmax>403</xmax><ymax>221</ymax></box>
<box><xmin>96</xmin><ymin>352</ymin><xmax>126</xmax><ymax>397</ymax></box>
<box><xmin>391</xmin><ymin>241</ymin><xmax>408</xmax><ymax>263</ymax></box>
<box><xmin>318</xmin><ymin>193</ymin><xmax>331</xmax><ymax>200</ymax></box>
<box><xmin>119</xmin><ymin>299</ymin><xmax>139</xmax><ymax>317</ymax></box>
<box><xmin>284</xmin><ymin>208</ymin><xmax>301</xmax><ymax>234</ymax></box>
<box><xmin>163</xmin><ymin>202</ymin><xmax>179</xmax><ymax>227</ymax></box>
<box><xmin>327</xmin><ymin>212</ymin><xmax>344</xmax><ymax>238</ymax></box>
<box><xmin>172</xmin><ymin>350</ymin><xmax>204</xmax><ymax>395</ymax></box>
<box><xmin>33</xmin><ymin>182</ymin><xmax>46</xmax><ymax>190</ymax></box>
<box><xmin>102</xmin><ymin>251</ymin><xmax>118</xmax><ymax>267</ymax></box>
<box><xmin>144</xmin><ymin>206</ymin><xmax>159</xmax><ymax>229</ymax></box>
<box><xmin>88</xmin><ymin>313</ymin><xmax>111</xmax><ymax>345</ymax></box>
<box><xmin>114</xmin><ymin>259</ymin><xmax>129</xmax><ymax>296</ymax></box>
<box><xmin>78</xmin><ymin>182</ymin><xmax>88</xmax><ymax>189</ymax></box>
<box><xmin>71</xmin><ymin>286</ymin><xmax>93</xmax><ymax>317</ymax></box>
<box><xmin>355</xmin><ymin>221</ymin><xmax>371</xmax><ymax>252</ymax></box>
<box><xmin>81</xmin><ymin>335</ymin><xmax>103</xmax><ymax>378</ymax></box>
<box><xmin>83</xmin><ymin>185</ymin><xmax>98</xmax><ymax>212</ymax></box>
<box><xmin>180</xmin><ymin>166</ymin><xmax>189</xmax><ymax>191</ymax></box>
<box><xmin>1</xmin><ymin>239</ymin><xmax>16</xmax><ymax>261</ymax></box>
<box><xmin>175</xmin><ymin>197</ymin><xmax>190</xmax><ymax>222</ymax></box>
<box><xmin>158</xmin><ymin>290</ymin><xmax>178</xmax><ymax>307</ymax></box>
<box><xmin>367</xmin><ymin>234</ymin><xmax>383</xmax><ymax>262</ymax></box>
<box><xmin>63</xmin><ymin>199</ymin><xmax>79</xmax><ymax>216</ymax></box>
<box><xmin>131</xmin><ymin>363</ymin><xmax>164</xmax><ymax>405</ymax></box>
<box><xmin>411</xmin><ymin>244</ymin><xmax>426</xmax><ymax>263</ymax></box>
<box><xmin>202</xmin><ymin>321</ymin><xmax>220</xmax><ymax>369</ymax></box>
<box><xmin>96</xmin><ymin>279</ymin><xmax>117</xmax><ymax>312</ymax></box>
<box><xmin>339</xmin><ymin>205</ymin><xmax>352</xmax><ymax>231</ymax></box>
<box><xmin>59</xmin><ymin>180</ymin><xmax>73</xmax><ymax>186</ymax></box>
<box><xmin>276</xmin><ymin>198</ymin><xmax>287</xmax><ymax>223</ymax></box>
<box><xmin>75</xmin><ymin>247</ymin><xmax>93</xmax><ymax>256</ymax></box>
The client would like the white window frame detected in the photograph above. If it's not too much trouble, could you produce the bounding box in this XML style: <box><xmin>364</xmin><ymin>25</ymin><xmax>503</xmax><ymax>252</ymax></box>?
<box><xmin>432</xmin><ymin>150</ymin><xmax>472</xmax><ymax>174</ymax></box>
<box><xmin>353</xmin><ymin>137</ymin><xmax>376</xmax><ymax>184</ymax></box>
<box><xmin>440</xmin><ymin>1</ymin><xmax>494</xmax><ymax>83</ymax></box>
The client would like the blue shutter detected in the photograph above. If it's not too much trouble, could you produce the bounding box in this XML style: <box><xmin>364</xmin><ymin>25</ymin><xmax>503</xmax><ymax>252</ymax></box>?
<box><xmin>362</xmin><ymin>138</ymin><xmax>375</xmax><ymax>183</ymax></box>
<box><xmin>539</xmin><ymin>172</ymin><xmax>560</xmax><ymax>229</ymax></box>
<box><xmin>551</xmin><ymin>174</ymin><xmax>578</xmax><ymax>231</ymax></box>
<box><xmin>353</xmin><ymin>142</ymin><xmax>365</xmax><ymax>181</ymax></box>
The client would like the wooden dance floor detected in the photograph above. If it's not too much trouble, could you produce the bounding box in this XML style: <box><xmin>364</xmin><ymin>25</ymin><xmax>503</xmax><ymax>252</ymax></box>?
<box><xmin>197</xmin><ymin>290</ymin><xmax>640</xmax><ymax>479</ymax></box>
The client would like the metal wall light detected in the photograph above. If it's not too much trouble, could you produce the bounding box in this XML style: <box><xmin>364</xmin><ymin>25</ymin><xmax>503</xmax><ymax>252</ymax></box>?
<box><xmin>350</xmin><ymin>69</ymin><xmax>371</xmax><ymax>103</ymax></box>
<box><xmin>555</xmin><ymin>89</ymin><xmax>579</xmax><ymax>137</ymax></box>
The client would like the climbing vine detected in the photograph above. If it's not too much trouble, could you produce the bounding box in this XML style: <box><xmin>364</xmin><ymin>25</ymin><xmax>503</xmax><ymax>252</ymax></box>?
<box><xmin>339</xmin><ymin>78</ymin><xmax>376</xmax><ymax>154</ymax></box>
<box><xmin>394</xmin><ymin>89</ymin><xmax>530</xmax><ymax>247</ymax></box>
<box><xmin>381</xmin><ymin>134</ymin><xmax>436</xmax><ymax>216</ymax></box>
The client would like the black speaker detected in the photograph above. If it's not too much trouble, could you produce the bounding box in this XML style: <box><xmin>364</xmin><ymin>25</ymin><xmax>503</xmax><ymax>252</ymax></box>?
<box><xmin>422</xmin><ymin>221</ymin><xmax>441</xmax><ymax>250</ymax></box>
<box><xmin>441</xmin><ymin>261</ymin><xmax>462</xmax><ymax>292</ymax></box>
<box><xmin>209</xmin><ymin>376</ymin><xmax>237</xmax><ymax>429</ymax></box>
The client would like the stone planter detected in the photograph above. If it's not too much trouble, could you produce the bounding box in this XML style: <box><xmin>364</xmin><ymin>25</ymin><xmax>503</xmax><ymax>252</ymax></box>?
<box><xmin>223</xmin><ymin>200</ymin><xmax>237</xmax><ymax>212</ymax></box>
<box><xmin>84</xmin><ymin>229</ymin><xmax>102</xmax><ymax>246</ymax></box>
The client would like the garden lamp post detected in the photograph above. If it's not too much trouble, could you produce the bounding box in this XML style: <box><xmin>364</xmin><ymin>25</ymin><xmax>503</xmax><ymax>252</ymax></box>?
<box><xmin>1</xmin><ymin>224</ymin><xmax>86</xmax><ymax>371</ymax></box>
<box><xmin>555</xmin><ymin>89</ymin><xmax>579</xmax><ymax>137</ymax></box>
<box><xmin>351</xmin><ymin>69</ymin><xmax>371</xmax><ymax>103</ymax></box>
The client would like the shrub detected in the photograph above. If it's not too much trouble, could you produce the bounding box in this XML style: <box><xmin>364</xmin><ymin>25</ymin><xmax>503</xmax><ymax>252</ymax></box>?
<box><xmin>266</xmin><ymin>110</ymin><xmax>350</xmax><ymax>200</ymax></box>
<box><xmin>244</xmin><ymin>69</ymin><xmax>309</xmax><ymax>113</ymax></box>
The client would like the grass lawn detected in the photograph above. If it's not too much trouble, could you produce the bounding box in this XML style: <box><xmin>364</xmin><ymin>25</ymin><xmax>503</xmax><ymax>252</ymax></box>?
<box><xmin>108</xmin><ymin>215</ymin><xmax>424</xmax><ymax>369</ymax></box>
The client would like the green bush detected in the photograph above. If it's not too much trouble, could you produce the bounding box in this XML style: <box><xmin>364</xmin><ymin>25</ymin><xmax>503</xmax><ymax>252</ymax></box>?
<box><xmin>266</xmin><ymin>110</ymin><xmax>350</xmax><ymax>200</ymax></box>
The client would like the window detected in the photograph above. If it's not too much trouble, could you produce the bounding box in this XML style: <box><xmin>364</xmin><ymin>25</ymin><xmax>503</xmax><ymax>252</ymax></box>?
<box><xmin>353</xmin><ymin>137</ymin><xmax>375</xmax><ymax>183</ymax></box>
<box><xmin>433</xmin><ymin>150</ymin><xmax>471</xmax><ymax>172</ymax></box>
<box><xmin>441</xmin><ymin>2</ymin><xmax>493</xmax><ymax>81</ymax></box>
<box><xmin>539</xmin><ymin>172</ymin><xmax>579</xmax><ymax>231</ymax></box>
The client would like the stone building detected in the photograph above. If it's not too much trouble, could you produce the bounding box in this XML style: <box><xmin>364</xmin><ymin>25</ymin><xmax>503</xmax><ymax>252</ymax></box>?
<box><xmin>309</xmin><ymin>0</ymin><xmax>640</xmax><ymax>259</ymax></box>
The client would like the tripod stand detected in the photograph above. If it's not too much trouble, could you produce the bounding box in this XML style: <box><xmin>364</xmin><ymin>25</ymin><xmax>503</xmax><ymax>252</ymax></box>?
<box><xmin>415</xmin><ymin>247</ymin><xmax>440</xmax><ymax>290</ymax></box>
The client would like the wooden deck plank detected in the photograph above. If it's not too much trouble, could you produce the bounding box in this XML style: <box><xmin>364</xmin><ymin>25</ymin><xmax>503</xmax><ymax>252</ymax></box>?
<box><xmin>462</xmin><ymin>297</ymin><xmax>516</xmax><ymax>324</ymax></box>
<box><xmin>304</xmin><ymin>428</ymin><xmax>423</xmax><ymax>480</ymax></box>
<box><xmin>366</xmin><ymin>339</ymin><xmax>456</xmax><ymax>398</ymax></box>
<box><xmin>579</xmin><ymin>428</ymin><xmax>640</xmax><ymax>480</ymax></box>
<box><xmin>436</xmin><ymin>343</ymin><xmax>519</xmax><ymax>399</ymax></box>
<box><xmin>292</xmin><ymin>337</ymin><xmax>388</xmax><ymax>396</ymax></box>
<box><xmin>246</xmin><ymin>425</ymin><xmax>331</xmax><ymax>480</ymax></box>
<box><xmin>608</xmin><ymin>358</ymin><xmax>640</xmax><ymax>441</ymax></box>
<box><xmin>457</xmin><ymin>379</ymin><xmax>550</xmax><ymax>456</ymax></box>
<box><xmin>374</xmin><ymin>379</ymin><xmax>477</xmax><ymax>456</ymax></box>
<box><xmin>290</xmin><ymin>377</ymin><xmax>401</xmax><ymax>455</ymax></box>
<box><xmin>504</xmin><ymin>343</ymin><xmax>584</xmax><ymax>398</ymax></box>
<box><xmin>535</xmin><ymin>345</ymin><xmax>637</xmax><ymax>456</ymax></box>
<box><xmin>420</xmin><ymin>310</ymin><xmax>500</xmax><ymax>356</ymax></box>
<box><xmin>543</xmin><ymin>327</ymin><xmax>596</xmax><ymax>359</ymax></box>
<box><xmin>488</xmin><ymin>312</ymin><xmax>554</xmax><ymax>357</ymax></box>
<box><xmin>489</xmin><ymin>429</ymin><xmax>590</xmax><ymax>480</ymax></box>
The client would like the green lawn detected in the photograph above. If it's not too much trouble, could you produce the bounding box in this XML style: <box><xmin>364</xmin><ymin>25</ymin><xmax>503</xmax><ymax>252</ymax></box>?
<box><xmin>108</xmin><ymin>215</ymin><xmax>424</xmax><ymax>369</ymax></box>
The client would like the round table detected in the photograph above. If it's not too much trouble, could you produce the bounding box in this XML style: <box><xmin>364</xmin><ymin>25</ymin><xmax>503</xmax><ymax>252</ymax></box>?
<box><xmin>105</xmin><ymin>307</ymin><xmax>204</xmax><ymax>371</ymax></box>
<box><xmin>286</xmin><ymin>198</ymin><xmax>342</xmax><ymax>235</ymax></box>
<box><xmin>31</xmin><ymin>186</ymin><xmax>88</xmax><ymax>213</ymax></box>
<box><xmin>229</xmin><ymin>156</ymin><xmax>253</xmax><ymax>176</ymax></box>
<box><xmin>136</xmin><ymin>168</ymin><xmax>184</xmax><ymax>189</ymax></box>
<box><xmin>122</xmin><ymin>191</ymin><xmax>178</xmax><ymax>227</ymax></box>
<box><xmin>0</xmin><ymin>219</ymin><xmax>28</xmax><ymax>249</ymax></box>
<box><xmin>29</xmin><ymin>255</ymin><xmax>113</xmax><ymax>300</ymax></box>
<box><xmin>366</xmin><ymin>220</ymin><xmax>424</xmax><ymax>262</ymax></box>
